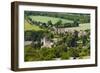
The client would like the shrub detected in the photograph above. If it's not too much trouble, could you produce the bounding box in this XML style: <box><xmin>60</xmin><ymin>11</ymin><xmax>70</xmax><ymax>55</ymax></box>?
<box><xmin>40</xmin><ymin>47</ymin><xmax>55</xmax><ymax>60</ymax></box>
<box><xmin>79</xmin><ymin>48</ymin><xmax>90</xmax><ymax>59</ymax></box>
<box><xmin>61</xmin><ymin>52</ymin><xmax>70</xmax><ymax>60</ymax></box>
<box><xmin>68</xmin><ymin>48</ymin><xmax>80</xmax><ymax>58</ymax></box>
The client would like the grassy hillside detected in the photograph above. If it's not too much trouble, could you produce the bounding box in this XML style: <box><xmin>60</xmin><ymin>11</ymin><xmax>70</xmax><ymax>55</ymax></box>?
<box><xmin>29</xmin><ymin>15</ymin><xmax>73</xmax><ymax>24</ymax></box>
<box><xmin>24</xmin><ymin>18</ymin><xmax>90</xmax><ymax>31</ymax></box>
<box><xmin>64</xmin><ymin>23</ymin><xmax>90</xmax><ymax>31</ymax></box>
<box><xmin>24</xmin><ymin>14</ymin><xmax>90</xmax><ymax>31</ymax></box>
<box><xmin>24</xmin><ymin>20</ymin><xmax>43</xmax><ymax>31</ymax></box>
<box><xmin>25</xmin><ymin>11</ymin><xmax>90</xmax><ymax>23</ymax></box>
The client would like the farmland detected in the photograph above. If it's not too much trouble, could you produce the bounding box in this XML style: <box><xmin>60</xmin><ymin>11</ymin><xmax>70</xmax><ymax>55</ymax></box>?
<box><xmin>29</xmin><ymin>15</ymin><xmax>73</xmax><ymax>24</ymax></box>
<box><xmin>24</xmin><ymin>11</ymin><xmax>90</xmax><ymax>61</ymax></box>
<box><xmin>24</xmin><ymin>20</ymin><xmax>43</xmax><ymax>31</ymax></box>
<box><xmin>64</xmin><ymin>23</ymin><xmax>90</xmax><ymax>31</ymax></box>
<box><xmin>25</xmin><ymin>18</ymin><xmax>90</xmax><ymax>31</ymax></box>
<box><xmin>25</xmin><ymin>15</ymin><xmax>90</xmax><ymax>31</ymax></box>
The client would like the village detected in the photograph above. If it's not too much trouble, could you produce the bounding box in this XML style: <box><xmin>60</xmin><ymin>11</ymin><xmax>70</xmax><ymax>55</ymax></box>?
<box><xmin>24</xmin><ymin>11</ymin><xmax>90</xmax><ymax>61</ymax></box>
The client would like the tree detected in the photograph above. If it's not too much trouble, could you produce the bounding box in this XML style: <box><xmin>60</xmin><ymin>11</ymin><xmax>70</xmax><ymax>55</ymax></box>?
<box><xmin>24</xmin><ymin>31</ymin><xmax>33</xmax><ymax>41</ymax></box>
<box><xmin>55</xmin><ymin>20</ymin><xmax>62</xmax><ymax>28</ymax></box>
<box><xmin>48</xmin><ymin>20</ymin><xmax>53</xmax><ymax>28</ymax></box>
<box><xmin>55</xmin><ymin>20</ymin><xmax>62</xmax><ymax>34</ymax></box>
<box><xmin>73</xmin><ymin>19</ymin><xmax>79</xmax><ymax>27</ymax></box>
<box><xmin>71</xmin><ymin>30</ymin><xmax>78</xmax><ymax>47</ymax></box>
<box><xmin>31</xmin><ymin>31</ymin><xmax>44</xmax><ymax>48</ymax></box>
<box><xmin>62</xmin><ymin>33</ymin><xmax>73</xmax><ymax>47</ymax></box>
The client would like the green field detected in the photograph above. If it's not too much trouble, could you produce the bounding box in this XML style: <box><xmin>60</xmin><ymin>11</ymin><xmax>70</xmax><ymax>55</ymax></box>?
<box><xmin>29</xmin><ymin>15</ymin><xmax>73</xmax><ymax>24</ymax></box>
<box><xmin>25</xmin><ymin>15</ymin><xmax>90</xmax><ymax>31</ymax></box>
<box><xmin>64</xmin><ymin>23</ymin><xmax>90</xmax><ymax>31</ymax></box>
<box><xmin>25</xmin><ymin>18</ymin><xmax>90</xmax><ymax>31</ymax></box>
<box><xmin>24</xmin><ymin>20</ymin><xmax>43</xmax><ymax>31</ymax></box>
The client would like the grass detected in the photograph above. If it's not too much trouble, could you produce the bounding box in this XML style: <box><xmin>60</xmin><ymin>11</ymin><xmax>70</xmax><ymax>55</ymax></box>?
<box><xmin>29</xmin><ymin>15</ymin><xmax>73</xmax><ymax>24</ymax></box>
<box><xmin>24</xmin><ymin>20</ymin><xmax>43</xmax><ymax>31</ymax></box>
<box><xmin>79</xmin><ymin>23</ymin><xmax>90</xmax><ymax>30</ymax></box>
<box><xmin>25</xmin><ymin>19</ymin><xmax>90</xmax><ymax>31</ymax></box>
<box><xmin>25</xmin><ymin>15</ymin><xmax>90</xmax><ymax>31</ymax></box>
<box><xmin>64</xmin><ymin>23</ymin><xmax>90</xmax><ymax>31</ymax></box>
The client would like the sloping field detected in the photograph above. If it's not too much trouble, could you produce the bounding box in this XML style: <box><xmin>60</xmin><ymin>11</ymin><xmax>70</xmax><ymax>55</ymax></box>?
<box><xmin>64</xmin><ymin>23</ymin><xmax>90</xmax><ymax>31</ymax></box>
<box><xmin>25</xmin><ymin>14</ymin><xmax>90</xmax><ymax>31</ymax></box>
<box><xmin>24</xmin><ymin>20</ymin><xmax>43</xmax><ymax>31</ymax></box>
<box><xmin>29</xmin><ymin>15</ymin><xmax>73</xmax><ymax>24</ymax></box>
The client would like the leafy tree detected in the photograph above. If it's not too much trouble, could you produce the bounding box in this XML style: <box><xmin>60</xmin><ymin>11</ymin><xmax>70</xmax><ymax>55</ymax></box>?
<box><xmin>54</xmin><ymin>20</ymin><xmax>62</xmax><ymax>34</ymax></box>
<box><xmin>82</xmin><ymin>35</ymin><xmax>87</xmax><ymax>46</ymax></box>
<box><xmin>24</xmin><ymin>31</ymin><xmax>33</xmax><ymax>41</ymax></box>
<box><xmin>73</xmin><ymin>19</ymin><xmax>79</xmax><ymax>27</ymax></box>
<box><xmin>48</xmin><ymin>20</ymin><xmax>53</xmax><ymax>28</ymax></box>
<box><xmin>55</xmin><ymin>20</ymin><xmax>62</xmax><ymax>28</ymax></box>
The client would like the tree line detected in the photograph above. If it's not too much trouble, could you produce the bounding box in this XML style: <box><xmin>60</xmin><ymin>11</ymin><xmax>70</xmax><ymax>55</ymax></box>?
<box><xmin>26</xmin><ymin>16</ymin><xmax>79</xmax><ymax>29</ymax></box>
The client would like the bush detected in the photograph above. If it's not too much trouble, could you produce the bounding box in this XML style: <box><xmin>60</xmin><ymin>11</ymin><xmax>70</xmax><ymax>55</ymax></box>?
<box><xmin>79</xmin><ymin>48</ymin><xmax>90</xmax><ymax>59</ymax></box>
<box><xmin>40</xmin><ymin>47</ymin><xmax>55</xmax><ymax>60</ymax></box>
<box><xmin>68</xmin><ymin>48</ymin><xmax>80</xmax><ymax>58</ymax></box>
<box><xmin>61</xmin><ymin>52</ymin><xmax>70</xmax><ymax>60</ymax></box>
<box><xmin>24</xmin><ymin>48</ymin><xmax>42</xmax><ymax>61</ymax></box>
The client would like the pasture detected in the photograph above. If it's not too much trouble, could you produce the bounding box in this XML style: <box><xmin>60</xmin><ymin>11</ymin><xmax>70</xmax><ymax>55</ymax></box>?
<box><xmin>25</xmin><ymin>15</ymin><xmax>90</xmax><ymax>31</ymax></box>
<box><xmin>29</xmin><ymin>15</ymin><xmax>73</xmax><ymax>24</ymax></box>
<box><xmin>24</xmin><ymin>20</ymin><xmax>43</xmax><ymax>31</ymax></box>
<box><xmin>64</xmin><ymin>23</ymin><xmax>90</xmax><ymax>31</ymax></box>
